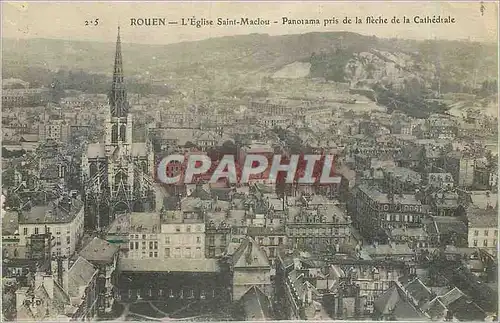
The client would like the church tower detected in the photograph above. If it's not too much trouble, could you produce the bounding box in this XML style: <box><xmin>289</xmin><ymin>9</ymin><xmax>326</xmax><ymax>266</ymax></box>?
<box><xmin>104</xmin><ymin>26</ymin><xmax>134</xmax><ymax>210</ymax></box>
<box><xmin>105</xmin><ymin>27</ymin><xmax>133</xmax><ymax>154</ymax></box>
<box><xmin>82</xmin><ymin>27</ymin><xmax>155</xmax><ymax>230</ymax></box>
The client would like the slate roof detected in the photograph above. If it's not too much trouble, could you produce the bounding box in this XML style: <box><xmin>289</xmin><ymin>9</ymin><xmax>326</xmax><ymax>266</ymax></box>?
<box><xmin>426</xmin><ymin>216</ymin><xmax>467</xmax><ymax>236</ymax></box>
<box><xmin>18</xmin><ymin>197</ymin><xmax>84</xmax><ymax>224</ymax></box>
<box><xmin>467</xmin><ymin>207</ymin><xmax>498</xmax><ymax>228</ymax></box>
<box><xmin>79</xmin><ymin>237</ymin><xmax>120</xmax><ymax>264</ymax></box>
<box><xmin>364</xmin><ymin>243</ymin><xmax>413</xmax><ymax>256</ymax></box>
<box><xmin>118</xmin><ymin>258</ymin><xmax>220</xmax><ymax>273</ymax></box>
<box><xmin>240</xmin><ymin>286</ymin><xmax>273</xmax><ymax>321</ymax></box>
<box><xmin>373</xmin><ymin>284</ymin><xmax>428</xmax><ymax>320</ymax></box>
<box><xmin>404</xmin><ymin>278</ymin><xmax>433</xmax><ymax>306</ymax></box>
<box><xmin>130</xmin><ymin>212</ymin><xmax>161</xmax><ymax>232</ymax></box>
<box><xmin>232</xmin><ymin>236</ymin><xmax>270</xmax><ymax>269</ymax></box>
<box><xmin>67</xmin><ymin>256</ymin><xmax>98</xmax><ymax>300</ymax></box>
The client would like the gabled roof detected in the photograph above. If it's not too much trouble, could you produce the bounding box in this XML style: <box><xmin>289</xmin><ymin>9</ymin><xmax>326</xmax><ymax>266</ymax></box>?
<box><xmin>79</xmin><ymin>237</ymin><xmax>120</xmax><ymax>264</ymax></box>
<box><xmin>67</xmin><ymin>256</ymin><xmax>98</xmax><ymax>300</ymax></box>
<box><xmin>240</xmin><ymin>286</ymin><xmax>272</xmax><ymax>321</ymax></box>
<box><xmin>232</xmin><ymin>237</ymin><xmax>270</xmax><ymax>269</ymax></box>
<box><xmin>405</xmin><ymin>278</ymin><xmax>433</xmax><ymax>305</ymax></box>
<box><xmin>374</xmin><ymin>284</ymin><xmax>427</xmax><ymax>320</ymax></box>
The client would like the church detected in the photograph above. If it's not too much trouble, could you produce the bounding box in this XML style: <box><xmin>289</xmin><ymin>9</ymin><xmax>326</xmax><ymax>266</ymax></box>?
<box><xmin>81</xmin><ymin>27</ymin><xmax>155</xmax><ymax>229</ymax></box>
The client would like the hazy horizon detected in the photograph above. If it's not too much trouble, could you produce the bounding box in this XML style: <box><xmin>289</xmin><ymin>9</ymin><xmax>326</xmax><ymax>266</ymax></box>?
<box><xmin>2</xmin><ymin>2</ymin><xmax>498</xmax><ymax>45</ymax></box>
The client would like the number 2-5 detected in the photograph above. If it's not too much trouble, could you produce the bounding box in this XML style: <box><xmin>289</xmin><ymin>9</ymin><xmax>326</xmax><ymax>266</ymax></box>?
<box><xmin>85</xmin><ymin>19</ymin><xmax>99</xmax><ymax>26</ymax></box>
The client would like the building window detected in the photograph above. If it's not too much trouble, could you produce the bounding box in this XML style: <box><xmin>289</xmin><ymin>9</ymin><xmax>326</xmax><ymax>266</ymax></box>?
<box><xmin>483</xmin><ymin>240</ymin><xmax>488</xmax><ymax>247</ymax></box>
<box><xmin>149</xmin><ymin>252</ymin><xmax>153</xmax><ymax>257</ymax></box>
<box><xmin>154</xmin><ymin>252</ymin><xmax>158</xmax><ymax>258</ymax></box>
<box><xmin>495</xmin><ymin>230</ymin><xmax>498</xmax><ymax>236</ymax></box>
<box><xmin>474</xmin><ymin>230</ymin><xmax>479</xmax><ymax>236</ymax></box>
<box><xmin>165</xmin><ymin>248</ymin><xmax>170</xmax><ymax>258</ymax></box>
<box><xmin>165</xmin><ymin>236</ymin><xmax>170</xmax><ymax>244</ymax></box>
<box><xmin>185</xmin><ymin>247</ymin><xmax>191</xmax><ymax>258</ymax></box>
<box><xmin>66</xmin><ymin>236</ymin><xmax>70</xmax><ymax>244</ymax></box>
<box><xmin>23</xmin><ymin>228</ymin><xmax>28</xmax><ymax>235</ymax></box>
<box><xmin>258</xmin><ymin>237</ymin><xmax>264</xmax><ymax>245</ymax></box>
<box><xmin>130</xmin><ymin>242</ymin><xmax>134</xmax><ymax>250</ymax></box>
<box><xmin>142</xmin><ymin>241</ymin><xmax>146</xmax><ymax>249</ymax></box>
<box><xmin>473</xmin><ymin>240</ymin><xmax>478</xmax><ymax>247</ymax></box>
<box><xmin>196</xmin><ymin>225</ymin><xmax>201</xmax><ymax>232</ymax></box>
<box><xmin>34</xmin><ymin>227</ymin><xmax>39</xmax><ymax>234</ymax></box>
<box><xmin>149</xmin><ymin>241</ymin><xmax>153</xmax><ymax>249</ymax></box>
<box><xmin>197</xmin><ymin>236</ymin><xmax>201</xmax><ymax>244</ymax></box>
<box><xmin>269</xmin><ymin>237</ymin><xmax>275</xmax><ymax>245</ymax></box>
<box><xmin>176</xmin><ymin>226</ymin><xmax>181</xmax><ymax>232</ymax></box>
<box><xmin>142</xmin><ymin>234</ymin><xmax>146</xmax><ymax>239</ymax></box>
<box><xmin>484</xmin><ymin>230</ymin><xmax>488</xmax><ymax>236</ymax></box>
<box><xmin>154</xmin><ymin>241</ymin><xmax>158</xmax><ymax>249</ymax></box>
<box><xmin>187</xmin><ymin>226</ymin><xmax>191</xmax><ymax>232</ymax></box>
<box><xmin>175</xmin><ymin>247</ymin><xmax>181</xmax><ymax>258</ymax></box>
<box><xmin>135</xmin><ymin>242</ymin><xmax>139</xmax><ymax>249</ymax></box>
<box><xmin>56</xmin><ymin>237</ymin><xmax>61</xmax><ymax>245</ymax></box>
<box><xmin>278</xmin><ymin>237</ymin><xmax>283</xmax><ymax>245</ymax></box>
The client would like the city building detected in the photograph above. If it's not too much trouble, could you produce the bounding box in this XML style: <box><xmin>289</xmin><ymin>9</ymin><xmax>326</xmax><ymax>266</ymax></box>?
<box><xmin>161</xmin><ymin>209</ymin><xmax>205</xmax><ymax>259</ymax></box>
<box><xmin>79</xmin><ymin>237</ymin><xmax>120</xmax><ymax>315</ymax></box>
<box><xmin>286</xmin><ymin>202</ymin><xmax>352</xmax><ymax>255</ymax></box>
<box><xmin>15</xmin><ymin>257</ymin><xmax>99</xmax><ymax>321</ymax></box>
<box><xmin>228</xmin><ymin>236</ymin><xmax>273</xmax><ymax>302</ymax></box>
<box><xmin>350</xmin><ymin>184</ymin><xmax>425</xmax><ymax>242</ymax></box>
<box><xmin>466</xmin><ymin>207</ymin><xmax>498</xmax><ymax>255</ymax></box>
<box><xmin>17</xmin><ymin>195</ymin><xmax>85</xmax><ymax>258</ymax></box>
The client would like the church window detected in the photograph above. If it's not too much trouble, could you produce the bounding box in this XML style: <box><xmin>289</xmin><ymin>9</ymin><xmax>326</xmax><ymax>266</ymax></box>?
<box><xmin>120</xmin><ymin>124</ymin><xmax>126</xmax><ymax>142</ymax></box>
<box><xmin>90</xmin><ymin>163</ymin><xmax>98</xmax><ymax>177</ymax></box>
<box><xmin>111</xmin><ymin>124</ymin><xmax>118</xmax><ymax>143</ymax></box>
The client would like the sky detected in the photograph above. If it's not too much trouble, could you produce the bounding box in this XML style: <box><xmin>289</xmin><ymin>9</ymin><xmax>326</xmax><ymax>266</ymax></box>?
<box><xmin>2</xmin><ymin>1</ymin><xmax>499</xmax><ymax>44</ymax></box>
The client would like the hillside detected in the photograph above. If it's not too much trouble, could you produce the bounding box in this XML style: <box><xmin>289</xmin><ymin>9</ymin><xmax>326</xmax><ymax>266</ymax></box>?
<box><xmin>2</xmin><ymin>32</ymin><xmax>497</xmax><ymax>95</ymax></box>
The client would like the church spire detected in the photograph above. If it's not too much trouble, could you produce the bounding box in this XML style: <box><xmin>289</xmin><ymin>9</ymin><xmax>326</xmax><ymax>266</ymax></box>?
<box><xmin>109</xmin><ymin>26</ymin><xmax>129</xmax><ymax>118</ymax></box>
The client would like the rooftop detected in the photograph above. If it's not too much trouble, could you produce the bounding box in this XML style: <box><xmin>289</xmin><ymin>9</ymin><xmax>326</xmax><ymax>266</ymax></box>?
<box><xmin>358</xmin><ymin>185</ymin><xmax>421</xmax><ymax>205</ymax></box>
<box><xmin>79</xmin><ymin>237</ymin><xmax>120</xmax><ymax>264</ymax></box>
<box><xmin>19</xmin><ymin>197</ymin><xmax>84</xmax><ymax>224</ymax></box>
<box><xmin>118</xmin><ymin>258</ymin><xmax>220</xmax><ymax>272</ymax></box>
<box><xmin>363</xmin><ymin>243</ymin><xmax>413</xmax><ymax>256</ymax></box>
<box><xmin>130</xmin><ymin>212</ymin><xmax>161</xmax><ymax>233</ymax></box>
<box><xmin>467</xmin><ymin>207</ymin><xmax>498</xmax><ymax>228</ymax></box>
<box><xmin>240</xmin><ymin>286</ymin><xmax>272</xmax><ymax>321</ymax></box>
